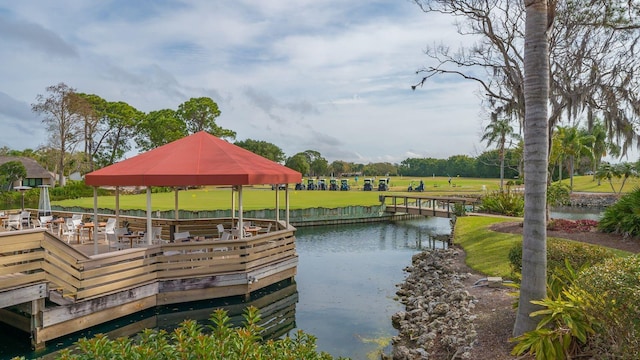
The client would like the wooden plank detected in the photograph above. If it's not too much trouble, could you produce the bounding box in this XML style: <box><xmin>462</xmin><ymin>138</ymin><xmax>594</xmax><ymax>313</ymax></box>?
<box><xmin>0</xmin><ymin>308</ymin><xmax>30</xmax><ymax>332</ymax></box>
<box><xmin>0</xmin><ymin>282</ymin><xmax>47</xmax><ymax>308</ymax></box>
<box><xmin>82</xmin><ymin>256</ymin><xmax>149</xmax><ymax>279</ymax></box>
<box><xmin>0</xmin><ymin>251</ymin><xmax>43</xmax><ymax>266</ymax></box>
<box><xmin>37</xmin><ymin>295</ymin><xmax>157</xmax><ymax>343</ymax></box>
<box><xmin>0</xmin><ymin>261</ymin><xmax>43</xmax><ymax>276</ymax></box>
<box><xmin>0</xmin><ymin>240</ymin><xmax>42</xmax><ymax>254</ymax></box>
<box><xmin>157</xmin><ymin>284</ymin><xmax>248</xmax><ymax>305</ymax></box>
<box><xmin>43</xmin><ymin>283</ymin><xmax>159</xmax><ymax>326</ymax></box>
<box><xmin>76</xmin><ymin>273</ymin><xmax>157</xmax><ymax>299</ymax></box>
<box><xmin>42</xmin><ymin>252</ymin><xmax>82</xmax><ymax>280</ymax></box>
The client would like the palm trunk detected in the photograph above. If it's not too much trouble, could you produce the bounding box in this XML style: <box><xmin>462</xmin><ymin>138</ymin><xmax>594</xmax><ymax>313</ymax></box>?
<box><xmin>514</xmin><ymin>0</ymin><xmax>549</xmax><ymax>337</ymax></box>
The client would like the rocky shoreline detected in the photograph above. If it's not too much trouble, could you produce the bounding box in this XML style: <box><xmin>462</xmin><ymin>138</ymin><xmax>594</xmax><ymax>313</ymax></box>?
<box><xmin>389</xmin><ymin>249</ymin><xmax>477</xmax><ymax>360</ymax></box>
<box><xmin>569</xmin><ymin>192</ymin><xmax>619</xmax><ymax>207</ymax></box>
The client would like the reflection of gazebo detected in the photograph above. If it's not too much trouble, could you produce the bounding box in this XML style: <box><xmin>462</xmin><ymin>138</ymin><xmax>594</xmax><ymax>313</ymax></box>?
<box><xmin>85</xmin><ymin>131</ymin><xmax>302</xmax><ymax>255</ymax></box>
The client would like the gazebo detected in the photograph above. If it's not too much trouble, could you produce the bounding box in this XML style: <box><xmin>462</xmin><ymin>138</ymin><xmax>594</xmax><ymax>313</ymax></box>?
<box><xmin>84</xmin><ymin>131</ymin><xmax>302</xmax><ymax>255</ymax></box>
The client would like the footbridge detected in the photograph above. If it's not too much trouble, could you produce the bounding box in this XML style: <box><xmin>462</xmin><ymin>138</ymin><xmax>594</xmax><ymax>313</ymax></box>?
<box><xmin>380</xmin><ymin>194</ymin><xmax>480</xmax><ymax>218</ymax></box>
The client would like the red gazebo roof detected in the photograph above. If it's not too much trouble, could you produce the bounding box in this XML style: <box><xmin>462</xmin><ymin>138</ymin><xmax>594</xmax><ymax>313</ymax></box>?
<box><xmin>85</xmin><ymin>131</ymin><xmax>302</xmax><ymax>187</ymax></box>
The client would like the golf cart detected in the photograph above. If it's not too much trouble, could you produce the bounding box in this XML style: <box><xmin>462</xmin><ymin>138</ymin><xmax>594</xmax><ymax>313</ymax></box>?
<box><xmin>378</xmin><ymin>178</ymin><xmax>389</xmax><ymax>191</ymax></box>
<box><xmin>307</xmin><ymin>178</ymin><xmax>317</xmax><ymax>190</ymax></box>
<box><xmin>363</xmin><ymin>178</ymin><xmax>373</xmax><ymax>191</ymax></box>
<box><xmin>329</xmin><ymin>178</ymin><xmax>339</xmax><ymax>191</ymax></box>
<box><xmin>408</xmin><ymin>180</ymin><xmax>424</xmax><ymax>192</ymax></box>
<box><xmin>340</xmin><ymin>179</ymin><xmax>350</xmax><ymax>191</ymax></box>
<box><xmin>317</xmin><ymin>178</ymin><xmax>327</xmax><ymax>190</ymax></box>
<box><xmin>295</xmin><ymin>183</ymin><xmax>305</xmax><ymax>190</ymax></box>
<box><xmin>271</xmin><ymin>184</ymin><xmax>286</xmax><ymax>190</ymax></box>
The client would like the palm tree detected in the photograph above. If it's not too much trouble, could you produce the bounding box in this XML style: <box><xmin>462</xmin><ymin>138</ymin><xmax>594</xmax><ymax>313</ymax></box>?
<box><xmin>514</xmin><ymin>0</ymin><xmax>549</xmax><ymax>337</ymax></box>
<box><xmin>589</xmin><ymin>121</ymin><xmax>621</xmax><ymax>182</ymax></box>
<box><xmin>556</xmin><ymin>126</ymin><xmax>594</xmax><ymax>191</ymax></box>
<box><xmin>481</xmin><ymin>118</ymin><xmax>518</xmax><ymax>191</ymax></box>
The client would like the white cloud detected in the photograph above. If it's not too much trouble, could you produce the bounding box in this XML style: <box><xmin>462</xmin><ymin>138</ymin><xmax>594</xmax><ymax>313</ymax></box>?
<box><xmin>0</xmin><ymin>0</ymin><xmax>491</xmax><ymax>163</ymax></box>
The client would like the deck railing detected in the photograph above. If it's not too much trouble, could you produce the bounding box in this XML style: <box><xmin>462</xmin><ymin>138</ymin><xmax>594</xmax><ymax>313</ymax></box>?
<box><xmin>1</xmin><ymin>222</ymin><xmax>296</xmax><ymax>303</ymax></box>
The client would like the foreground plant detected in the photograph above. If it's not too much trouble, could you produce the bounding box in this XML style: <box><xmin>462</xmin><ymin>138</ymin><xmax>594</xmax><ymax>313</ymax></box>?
<box><xmin>32</xmin><ymin>307</ymin><xmax>347</xmax><ymax>360</ymax></box>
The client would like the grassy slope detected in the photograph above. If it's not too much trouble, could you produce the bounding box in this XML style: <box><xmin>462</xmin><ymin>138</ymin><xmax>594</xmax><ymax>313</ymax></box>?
<box><xmin>454</xmin><ymin>216</ymin><xmax>522</xmax><ymax>279</ymax></box>
<box><xmin>454</xmin><ymin>216</ymin><xmax>632</xmax><ymax>280</ymax></box>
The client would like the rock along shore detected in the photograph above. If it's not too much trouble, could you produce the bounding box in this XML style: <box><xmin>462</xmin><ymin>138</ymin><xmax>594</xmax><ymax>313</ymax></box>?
<box><xmin>389</xmin><ymin>249</ymin><xmax>477</xmax><ymax>360</ymax></box>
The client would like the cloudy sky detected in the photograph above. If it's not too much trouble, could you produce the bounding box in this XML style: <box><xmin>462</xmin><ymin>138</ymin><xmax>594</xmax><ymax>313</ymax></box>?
<box><xmin>0</xmin><ymin>0</ymin><xmax>488</xmax><ymax>164</ymax></box>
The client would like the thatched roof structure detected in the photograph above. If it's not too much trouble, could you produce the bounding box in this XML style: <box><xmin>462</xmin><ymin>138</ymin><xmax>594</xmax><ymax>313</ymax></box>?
<box><xmin>0</xmin><ymin>156</ymin><xmax>54</xmax><ymax>185</ymax></box>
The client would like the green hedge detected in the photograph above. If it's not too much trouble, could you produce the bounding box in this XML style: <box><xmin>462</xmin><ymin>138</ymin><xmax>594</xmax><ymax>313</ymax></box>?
<box><xmin>572</xmin><ymin>256</ymin><xmax>640</xmax><ymax>359</ymax></box>
<box><xmin>508</xmin><ymin>238</ymin><xmax>615</xmax><ymax>275</ymax></box>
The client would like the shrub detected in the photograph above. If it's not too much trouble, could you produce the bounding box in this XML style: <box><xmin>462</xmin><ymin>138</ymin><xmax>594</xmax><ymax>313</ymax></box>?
<box><xmin>598</xmin><ymin>187</ymin><xmax>640</xmax><ymax>237</ymax></box>
<box><xmin>508</xmin><ymin>237</ymin><xmax>615</xmax><ymax>275</ymax></box>
<box><xmin>479</xmin><ymin>190</ymin><xmax>524</xmax><ymax>216</ymax></box>
<box><xmin>49</xmin><ymin>180</ymin><xmax>111</xmax><ymax>201</ymax></box>
<box><xmin>547</xmin><ymin>182</ymin><xmax>571</xmax><ymax>206</ymax></box>
<box><xmin>36</xmin><ymin>307</ymin><xmax>346</xmax><ymax>360</ymax></box>
<box><xmin>512</xmin><ymin>289</ymin><xmax>595</xmax><ymax>360</ymax></box>
<box><xmin>571</xmin><ymin>256</ymin><xmax>640</xmax><ymax>359</ymax></box>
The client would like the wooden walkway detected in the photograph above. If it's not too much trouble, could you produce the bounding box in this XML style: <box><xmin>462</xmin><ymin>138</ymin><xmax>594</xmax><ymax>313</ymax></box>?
<box><xmin>381</xmin><ymin>194</ymin><xmax>479</xmax><ymax>218</ymax></box>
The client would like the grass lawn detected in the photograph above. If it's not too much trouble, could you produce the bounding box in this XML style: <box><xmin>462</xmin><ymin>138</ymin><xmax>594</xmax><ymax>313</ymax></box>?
<box><xmin>454</xmin><ymin>216</ymin><xmax>522</xmax><ymax>279</ymax></box>
<box><xmin>53</xmin><ymin>177</ymin><xmax>506</xmax><ymax>211</ymax></box>
<box><xmin>454</xmin><ymin>215</ymin><xmax>633</xmax><ymax>281</ymax></box>
<box><xmin>51</xmin><ymin>175</ymin><xmax>631</xmax><ymax>211</ymax></box>
<box><xmin>558</xmin><ymin>175</ymin><xmax>640</xmax><ymax>193</ymax></box>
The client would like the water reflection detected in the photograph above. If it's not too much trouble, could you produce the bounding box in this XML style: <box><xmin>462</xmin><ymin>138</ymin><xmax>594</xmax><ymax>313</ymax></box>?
<box><xmin>4</xmin><ymin>281</ymin><xmax>298</xmax><ymax>360</ymax></box>
<box><xmin>293</xmin><ymin>217</ymin><xmax>450</xmax><ymax>359</ymax></box>
<box><xmin>551</xmin><ymin>206</ymin><xmax>604</xmax><ymax>221</ymax></box>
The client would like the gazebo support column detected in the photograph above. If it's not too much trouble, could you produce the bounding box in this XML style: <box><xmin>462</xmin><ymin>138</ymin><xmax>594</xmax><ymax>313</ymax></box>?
<box><xmin>275</xmin><ymin>187</ymin><xmax>280</xmax><ymax>223</ymax></box>
<box><xmin>285</xmin><ymin>187</ymin><xmax>290</xmax><ymax>227</ymax></box>
<box><xmin>115</xmin><ymin>187</ymin><xmax>120</xmax><ymax>228</ymax></box>
<box><xmin>238</xmin><ymin>186</ymin><xmax>244</xmax><ymax>238</ymax></box>
<box><xmin>146</xmin><ymin>187</ymin><xmax>152</xmax><ymax>245</ymax></box>
<box><xmin>93</xmin><ymin>186</ymin><xmax>99</xmax><ymax>255</ymax></box>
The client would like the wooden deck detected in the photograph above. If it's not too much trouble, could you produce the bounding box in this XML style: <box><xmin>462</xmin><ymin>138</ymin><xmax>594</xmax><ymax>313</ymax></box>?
<box><xmin>381</xmin><ymin>194</ymin><xmax>479</xmax><ymax>218</ymax></box>
<box><xmin>0</xmin><ymin>218</ymin><xmax>297</xmax><ymax>350</ymax></box>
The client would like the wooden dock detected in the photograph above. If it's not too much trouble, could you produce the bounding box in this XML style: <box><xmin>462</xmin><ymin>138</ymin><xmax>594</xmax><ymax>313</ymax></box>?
<box><xmin>0</xmin><ymin>218</ymin><xmax>297</xmax><ymax>350</ymax></box>
<box><xmin>381</xmin><ymin>194</ymin><xmax>479</xmax><ymax>218</ymax></box>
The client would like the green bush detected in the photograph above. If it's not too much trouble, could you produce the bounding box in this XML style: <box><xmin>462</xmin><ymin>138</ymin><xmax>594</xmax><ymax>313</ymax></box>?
<box><xmin>508</xmin><ymin>238</ymin><xmax>615</xmax><ymax>275</ymax></box>
<box><xmin>571</xmin><ymin>256</ymin><xmax>640</xmax><ymax>359</ymax></box>
<box><xmin>598</xmin><ymin>187</ymin><xmax>640</xmax><ymax>237</ymax></box>
<box><xmin>547</xmin><ymin>182</ymin><xmax>571</xmax><ymax>206</ymax></box>
<box><xmin>49</xmin><ymin>181</ymin><xmax>111</xmax><ymax>201</ymax></box>
<box><xmin>479</xmin><ymin>190</ymin><xmax>524</xmax><ymax>216</ymax></box>
<box><xmin>28</xmin><ymin>307</ymin><xmax>346</xmax><ymax>360</ymax></box>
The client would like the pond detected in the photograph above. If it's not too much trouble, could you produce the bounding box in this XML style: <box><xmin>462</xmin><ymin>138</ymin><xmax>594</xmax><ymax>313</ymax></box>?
<box><xmin>2</xmin><ymin>216</ymin><xmax>452</xmax><ymax>360</ymax></box>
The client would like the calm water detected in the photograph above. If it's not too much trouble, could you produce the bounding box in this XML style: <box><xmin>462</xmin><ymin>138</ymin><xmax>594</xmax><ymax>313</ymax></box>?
<box><xmin>1</xmin><ymin>217</ymin><xmax>451</xmax><ymax>360</ymax></box>
<box><xmin>550</xmin><ymin>206</ymin><xmax>604</xmax><ymax>221</ymax></box>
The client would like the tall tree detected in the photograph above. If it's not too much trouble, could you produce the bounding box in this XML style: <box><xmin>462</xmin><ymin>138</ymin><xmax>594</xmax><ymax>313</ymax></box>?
<box><xmin>285</xmin><ymin>154</ymin><xmax>310</xmax><ymax>175</ymax></box>
<box><xmin>481</xmin><ymin>118</ymin><xmax>518</xmax><ymax>191</ymax></box>
<box><xmin>176</xmin><ymin>97</ymin><xmax>236</xmax><ymax>140</ymax></box>
<box><xmin>413</xmin><ymin>0</ymin><xmax>640</xmax><ymax>155</ymax></box>
<box><xmin>31</xmin><ymin>83</ymin><xmax>82</xmax><ymax>186</ymax></box>
<box><xmin>96</xmin><ymin>101</ymin><xmax>143</xmax><ymax>167</ymax></box>
<box><xmin>135</xmin><ymin>109</ymin><xmax>186</xmax><ymax>151</ymax></box>
<box><xmin>234</xmin><ymin>139</ymin><xmax>285</xmax><ymax>163</ymax></box>
<box><xmin>513</xmin><ymin>0</ymin><xmax>550</xmax><ymax>337</ymax></box>
<box><xmin>72</xmin><ymin>93</ymin><xmax>101</xmax><ymax>172</ymax></box>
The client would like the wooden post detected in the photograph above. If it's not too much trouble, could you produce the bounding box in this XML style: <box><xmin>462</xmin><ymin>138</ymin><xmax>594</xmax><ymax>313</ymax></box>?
<box><xmin>30</xmin><ymin>298</ymin><xmax>45</xmax><ymax>350</ymax></box>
